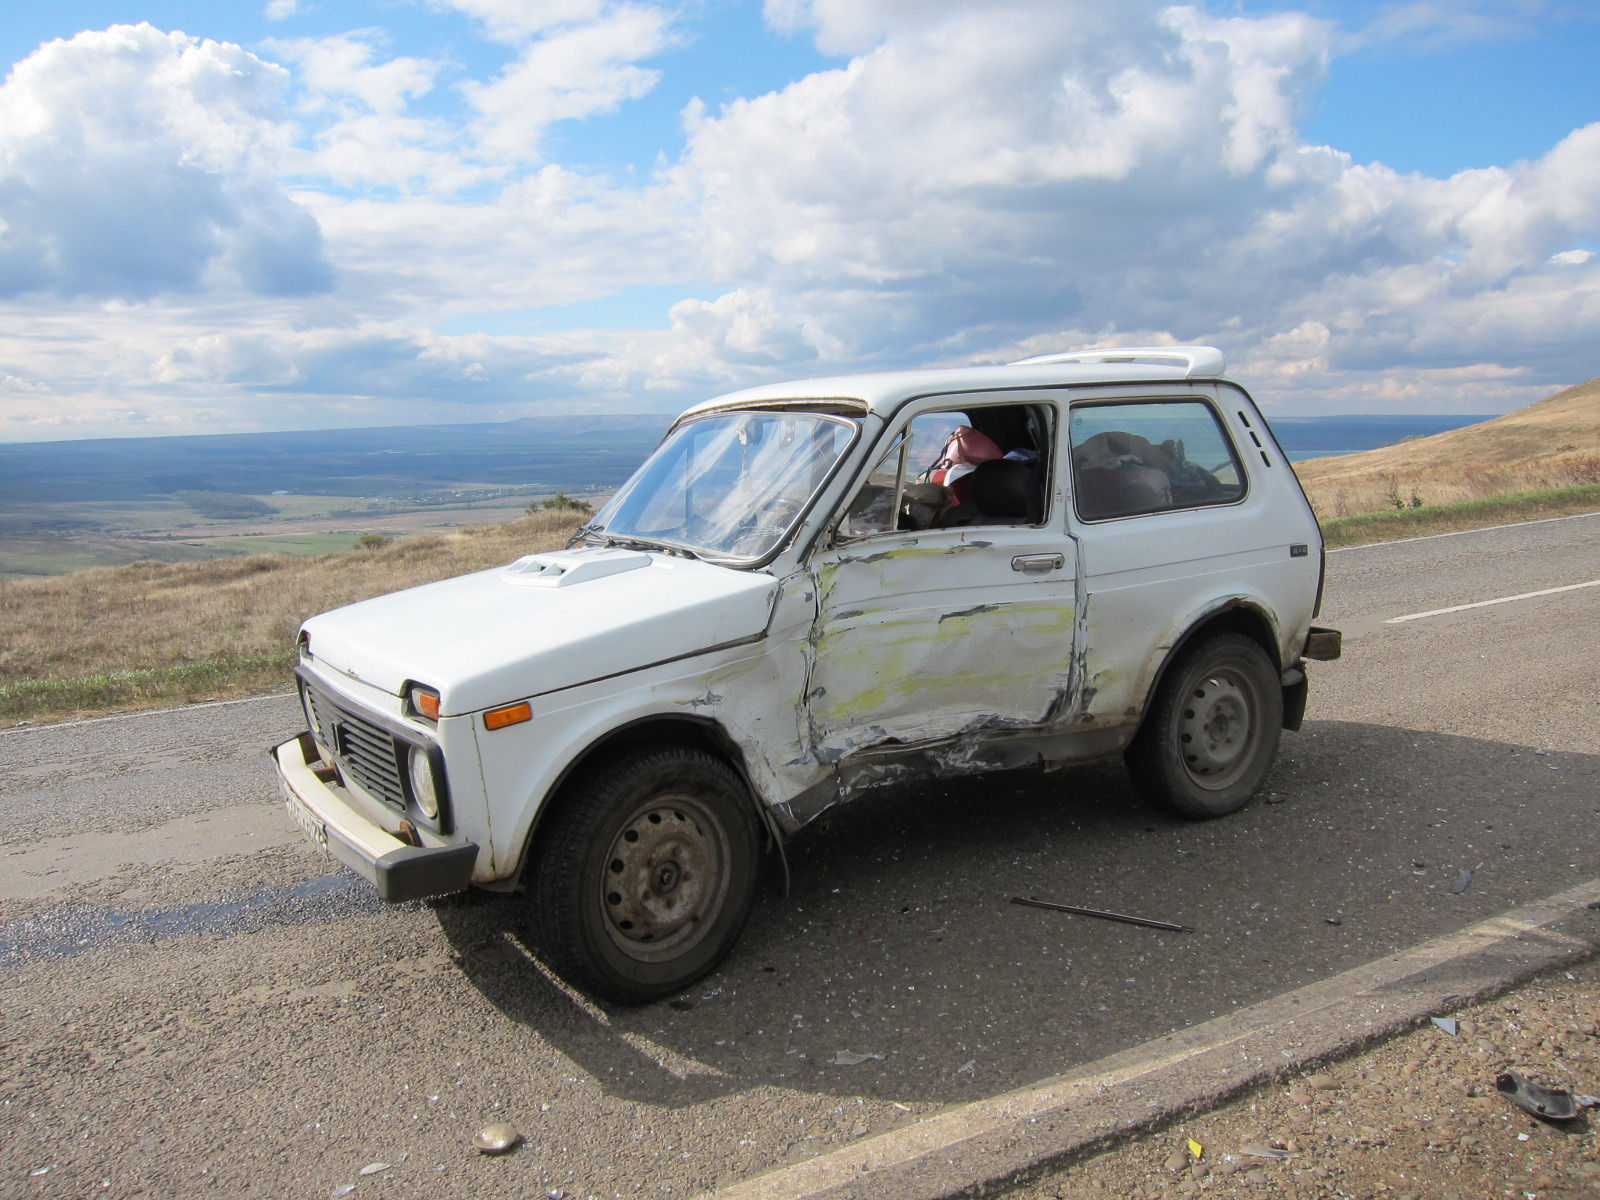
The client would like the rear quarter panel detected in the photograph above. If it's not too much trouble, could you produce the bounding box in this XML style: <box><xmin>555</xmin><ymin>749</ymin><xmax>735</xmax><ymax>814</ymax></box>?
<box><xmin>1069</xmin><ymin>384</ymin><xmax>1322</xmax><ymax>733</ymax></box>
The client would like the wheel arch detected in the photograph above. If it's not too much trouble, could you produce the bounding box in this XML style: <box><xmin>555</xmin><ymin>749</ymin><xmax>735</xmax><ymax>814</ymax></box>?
<box><xmin>1135</xmin><ymin>599</ymin><xmax>1283</xmax><ymax>733</ymax></box>
<box><xmin>508</xmin><ymin>713</ymin><xmax>779</xmax><ymax>891</ymax></box>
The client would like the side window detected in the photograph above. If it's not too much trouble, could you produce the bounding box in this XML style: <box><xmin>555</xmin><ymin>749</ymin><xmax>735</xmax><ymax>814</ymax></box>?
<box><xmin>839</xmin><ymin>404</ymin><xmax>1051</xmax><ymax>536</ymax></box>
<box><xmin>1069</xmin><ymin>400</ymin><xmax>1244</xmax><ymax>521</ymax></box>
<box><xmin>838</xmin><ymin>432</ymin><xmax>905</xmax><ymax>537</ymax></box>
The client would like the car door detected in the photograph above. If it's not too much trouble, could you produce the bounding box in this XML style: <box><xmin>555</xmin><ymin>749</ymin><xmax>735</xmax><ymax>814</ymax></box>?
<box><xmin>802</xmin><ymin>395</ymin><xmax>1080</xmax><ymax>763</ymax></box>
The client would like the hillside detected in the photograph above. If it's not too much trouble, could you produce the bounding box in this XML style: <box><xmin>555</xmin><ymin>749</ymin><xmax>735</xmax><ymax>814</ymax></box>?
<box><xmin>1293</xmin><ymin>375</ymin><xmax>1600</xmax><ymax>517</ymax></box>
<box><xmin>0</xmin><ymin>509</ymin><xmax>589</xmax><ymax>722</ymax></box>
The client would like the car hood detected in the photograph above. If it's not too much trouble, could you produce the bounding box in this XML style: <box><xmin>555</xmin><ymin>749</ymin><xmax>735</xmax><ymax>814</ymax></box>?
<box><xmin>299</xmin><ymin>547</ymin><xmax>779</xmax><ymax>715</ymax></box>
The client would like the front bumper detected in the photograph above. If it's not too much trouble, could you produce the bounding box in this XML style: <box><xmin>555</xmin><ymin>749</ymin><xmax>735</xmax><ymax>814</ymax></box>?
<box><xmin>272</xmin><ymin>732</ymin><xmax>478</xmax><ymax>903</ymax></box>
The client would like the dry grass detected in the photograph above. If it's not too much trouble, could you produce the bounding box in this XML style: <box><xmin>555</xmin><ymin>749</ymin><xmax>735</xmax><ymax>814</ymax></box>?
<box><xmin>1317</xmin><ymin>482</ymin><xmax>1600</xmax><ymax>548</ymax></box>
<box><xmin>1295</xmin><ymin>375</ymin><xmax>1600</xmax><ymax>519</ymax></box>
<box><xmin>0</xmin><ymin>509</ymin><xmax>585</xmax><ymax>723</ymax></box>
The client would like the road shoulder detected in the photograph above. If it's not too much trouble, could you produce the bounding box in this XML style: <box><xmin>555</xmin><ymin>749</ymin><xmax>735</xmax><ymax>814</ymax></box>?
<box><xmin>711</xmin><ymin>878</ymin><xmax>1600</xmax><ymax>1200</ymax></box>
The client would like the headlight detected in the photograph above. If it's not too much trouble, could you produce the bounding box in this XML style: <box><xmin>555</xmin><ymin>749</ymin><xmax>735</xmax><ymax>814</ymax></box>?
<box><xmin>408</xmin><ymin>746</ymin><xmax>441</xmax><ymax>821</ymax></box>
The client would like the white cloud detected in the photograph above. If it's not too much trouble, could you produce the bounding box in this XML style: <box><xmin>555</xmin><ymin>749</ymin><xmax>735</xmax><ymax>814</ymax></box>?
<box><xmin>0</xmin><ymin>24</ymin><xmax>332</xmax><ymax>300</ymax></box>
<box><xmin>642</xmin><ymin>2</ymin><xmax>1599</xmax><ymax>408</ymax></box>
<box><xmin>433</xmin><ymin>0</ymin><xmax>610</xmax><ymax>44</ymax></box>
<box><xmin>3</xmin><ymin>2</ymin><xmax>1600</xmax><ymax>439</ymax></box>
<box><xmin>659</xmin><ymin>3</ymin><xmax>1336</xmax><ymax>368</ymax></box>
<box><xmin>762</xmin><ymin>0</ymin><xmax>975</xmax><ymax>56</ymax></box>
<box><xmin>265</xmin><ymin>32</ymin><xmax>481</xmax><ymax>193</ymax></box>
<box><xmin>273</xmin><ymin>31</ymin><xmax>438</xmax><ymax>118</ymax></box>
<box><xmin>1349</xmin><ymin>1</ymin><xmax>1541</xmax><ymax>53</ymax></box>
<box><xmin>462</xmin><ymin>6</ymin><xmax>674</xmax><ymax>163</ymax></box>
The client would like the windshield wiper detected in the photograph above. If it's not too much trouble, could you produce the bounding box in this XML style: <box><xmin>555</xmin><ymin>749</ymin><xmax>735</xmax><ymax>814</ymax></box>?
<box><xmin>567</xmin><ymin>522</ymin><xmax>609</xmax><ymax>547</ymax></box>
<box><xmin>595</xmin><ymin>532</ymin><xmax>667</xmax><ymax>553</ymax></box>
<box><xmin>569</xmin><ymin>524</ymin><xmax>702</xmax><ymax>560</ymax></box>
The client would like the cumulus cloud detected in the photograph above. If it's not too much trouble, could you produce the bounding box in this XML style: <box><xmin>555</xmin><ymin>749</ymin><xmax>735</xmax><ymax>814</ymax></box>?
<box><xmin>648</xmin><ymin>1</ymin><xmax>1599</xmax><ymax>403</ymax></box>
<box><xmin>660</xmin><ymin>2</ymin><xmax>1336</xmax><ymax>366</ymax></box>
<box><xmin>0</xmin><ymin>24</ymin><xmax>333</xmax><ymax>300</ymax></box>
<box><xmin>435</xmin><ymin>0</ymin><xmax>611</xmax><ymax>44</ymax></box>
<box><xmin>264</xmin><ymin>32</ymin><xmax>480</xmax><ymax>193</ymax></box>
<box><xmin>2</xmin><ymin>1</ymin><xmax>1600</xmax><ymax>439</ymax></box>
<box><xmin>461</xmin><ymin>5</ymin><xmax>676</xmax><ymax>164</ymax></box>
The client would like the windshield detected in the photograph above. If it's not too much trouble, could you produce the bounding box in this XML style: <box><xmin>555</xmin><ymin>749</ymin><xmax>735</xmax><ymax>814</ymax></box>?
<box><xmin>587</xmin><ymin>409</ymin><xmax>857</xmax><ymax>561</ymax></box>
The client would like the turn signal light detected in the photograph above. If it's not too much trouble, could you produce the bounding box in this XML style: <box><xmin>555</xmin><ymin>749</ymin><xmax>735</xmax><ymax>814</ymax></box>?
<box><xmin>410</xmin><ymin>687</ymin><xmax>441</xmax><ymax>721</ymax></box>
<box><xmin>484</xmin><ymin>701</ymin><xmax>532</xmax><ymax>731</ymax></box>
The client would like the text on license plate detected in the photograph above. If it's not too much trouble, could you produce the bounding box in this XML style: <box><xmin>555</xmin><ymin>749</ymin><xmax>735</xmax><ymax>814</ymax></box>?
<box><xmin>284</xmin><ymin>786</ymin><xmax>329</xmax><ymax>851</ymax></box>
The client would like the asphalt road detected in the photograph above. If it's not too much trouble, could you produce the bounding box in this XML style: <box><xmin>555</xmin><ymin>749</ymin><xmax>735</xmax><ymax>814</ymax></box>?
<box><xmin>2</xmin><ymin>513</ymin><xmax>1597</xmax><ymax>1199</ymax></box>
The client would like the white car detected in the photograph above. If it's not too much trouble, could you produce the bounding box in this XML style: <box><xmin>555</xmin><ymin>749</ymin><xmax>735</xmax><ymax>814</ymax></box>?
<box><xmin>273</xmin><ymin>347</ymin><xmax>1340</xmax><ymax>1004</ymax></box>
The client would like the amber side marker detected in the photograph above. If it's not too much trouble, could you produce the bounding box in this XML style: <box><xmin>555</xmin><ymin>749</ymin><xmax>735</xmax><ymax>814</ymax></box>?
<box><xmin>484</xmin><ymin>701</ymin><xmax>533</xmax><ymax>731</ymax></box>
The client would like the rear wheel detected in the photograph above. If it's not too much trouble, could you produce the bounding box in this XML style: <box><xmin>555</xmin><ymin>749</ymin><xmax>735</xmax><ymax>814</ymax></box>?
<box><xmin>526</xmin><ymin>746</ymin><xmax>760</xmax><ymax>1005</ymax></box>
<box><xmin>1126</xmin><ymin>633</ymin><xmax>1282</xmax><ymax>819</ymax></box>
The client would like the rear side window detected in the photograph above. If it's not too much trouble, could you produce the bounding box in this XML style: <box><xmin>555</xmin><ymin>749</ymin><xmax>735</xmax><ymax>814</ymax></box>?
<box><xmin>1070</xmin><ymin>400</ymin><xmax>1245</xmax><ymax>521</ymax></box>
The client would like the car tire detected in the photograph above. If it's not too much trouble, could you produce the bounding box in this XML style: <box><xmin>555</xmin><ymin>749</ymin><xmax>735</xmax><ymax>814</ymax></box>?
<box><xmin>526</xmin><ymin>745</ymin><xmax>761</xmax><ymax>1005</ymax></box>
<box><xmin>1126</xmin><ymin>632</ymin><xmax>1282</xmax><ymax>819</ymax></box>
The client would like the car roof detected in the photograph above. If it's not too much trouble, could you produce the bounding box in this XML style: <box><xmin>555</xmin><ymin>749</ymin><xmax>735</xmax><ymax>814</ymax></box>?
<box><xmin>681</xmin><ymin>346</ymin><xmax>1229</xmax><ymax>420</ymax></box>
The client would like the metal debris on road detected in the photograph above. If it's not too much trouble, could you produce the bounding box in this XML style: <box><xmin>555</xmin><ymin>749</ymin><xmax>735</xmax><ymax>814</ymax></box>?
<box><xmin>1242</xmin><ymin>1143</ymin><xmax>1296</xmax><ymax>1159</ymax></box>
<box><xmin>1496</xmin><ymin>1070</ymin><xmax>1582</xmax><ymax>1122</ymax></box>
<box><xmin>1432</xmin><ymin>1017</ymin><xmax>1459</xmax><ymax>1035</ymax></box>
<box><xmin>832</xmin><ymin>1050</ymin><xmax>885</xmax><ymax>1066</ymax></box>
<box><xmin>1010</xmin><ymin>895</ymin><xmax>1194</xmax><ymax>932</ymax></box>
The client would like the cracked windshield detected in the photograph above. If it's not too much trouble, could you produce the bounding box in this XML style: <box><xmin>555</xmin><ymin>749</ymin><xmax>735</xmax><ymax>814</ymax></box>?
<box><xmin>589</xmin><ymin>410</ymin><xmax>856</xmax><ymax>560</ymax></box>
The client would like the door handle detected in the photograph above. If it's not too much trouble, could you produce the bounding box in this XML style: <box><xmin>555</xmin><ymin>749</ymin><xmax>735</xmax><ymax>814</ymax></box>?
<box><xmin>1011</xmin><ymin>553</ymin><xmax>1064</xmax><ymax>574</ymax></box>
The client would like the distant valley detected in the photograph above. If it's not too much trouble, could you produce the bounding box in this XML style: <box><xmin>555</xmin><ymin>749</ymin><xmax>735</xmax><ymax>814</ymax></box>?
<box><xmin>0</xmin><ymin>411</ymin><xmax>1485</xmax><ymax>580</ymax></box>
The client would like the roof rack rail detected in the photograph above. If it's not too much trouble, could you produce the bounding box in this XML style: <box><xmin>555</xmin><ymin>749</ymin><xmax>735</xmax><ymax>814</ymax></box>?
<box><xmin>1009</xmin><ymin>345</ymin><xmax>1226</xmax><ymax>378</ymax></box>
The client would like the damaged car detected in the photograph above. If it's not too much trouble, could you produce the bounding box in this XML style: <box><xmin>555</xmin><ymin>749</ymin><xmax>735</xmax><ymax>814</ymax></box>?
<box><xmin>273</xmin><ymin>346</ymin><xmax>1340</xmax><ymax>1004</ymax></box>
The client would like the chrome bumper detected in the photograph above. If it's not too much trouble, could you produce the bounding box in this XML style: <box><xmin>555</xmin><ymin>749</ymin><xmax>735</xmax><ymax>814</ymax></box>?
<box><xmin>271</xmin><ymin>732</ymin><xmax>478</xmax><ymax>903</ymax></box>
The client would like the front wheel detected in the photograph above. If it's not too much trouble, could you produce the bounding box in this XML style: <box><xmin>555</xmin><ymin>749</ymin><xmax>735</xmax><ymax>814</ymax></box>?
<box><xmin>525</xmin><ymin>746</ymin><xmax>761</xmax><ymax>1005</ymax></box>
<box><xmin>1126</xmin><ymin>633</ymin><xmax>1283</xmax><ymax>819</ymax></box>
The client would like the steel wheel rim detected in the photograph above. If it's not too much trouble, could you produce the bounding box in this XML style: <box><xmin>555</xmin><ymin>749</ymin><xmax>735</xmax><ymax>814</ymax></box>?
<box><xmin>599</xmin><ymin>795</ymin><xmax>732</xmax><ymax>964</ymax></box>
<box><xmin>1177</xmin><ymin>667</ymin><xmax>1261</xmax><ymax>789</ymax></box>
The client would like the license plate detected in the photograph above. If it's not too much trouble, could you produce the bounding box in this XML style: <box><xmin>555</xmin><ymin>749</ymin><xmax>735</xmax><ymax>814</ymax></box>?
<box><xmin>283</xmin><ymin>784</ymin><xmax>329</xmax><ymax>852</ymax></box>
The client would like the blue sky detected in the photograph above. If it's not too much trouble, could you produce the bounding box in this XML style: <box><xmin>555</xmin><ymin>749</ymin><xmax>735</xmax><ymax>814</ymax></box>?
<box><xmin>1</xmin><ymin>0</ymin><xmax>1597</xmax><ymax>440</ymax></box>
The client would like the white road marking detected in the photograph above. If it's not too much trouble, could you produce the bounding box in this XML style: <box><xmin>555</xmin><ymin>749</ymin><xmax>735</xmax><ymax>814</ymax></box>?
<box><xmin>1386</xmin><ymin>578</ymin><xmax>1600</xmax><ymax>624</ymax></box>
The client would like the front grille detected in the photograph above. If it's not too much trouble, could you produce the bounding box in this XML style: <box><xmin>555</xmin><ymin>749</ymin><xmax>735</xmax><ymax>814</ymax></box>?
<box><xmin>304</xmin><ymin>683</ymin><xmax>406</xmax><ymax>811</ymax></box>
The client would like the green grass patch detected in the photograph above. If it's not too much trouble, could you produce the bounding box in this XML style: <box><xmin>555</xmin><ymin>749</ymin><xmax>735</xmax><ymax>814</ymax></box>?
<box><xmin>0</xmin><ymin>652</ymin><xmax>297</xmax><ymax>721</ymax></box>
<box><xmin>1320</xmin><ymin>482</ymin><xmax>1600</xmax><ymax>548</ymax></box>
<box><xmin>199</xmin><ymin>532</ymin><xmax>381</xmax><ymax>557</ymax></box>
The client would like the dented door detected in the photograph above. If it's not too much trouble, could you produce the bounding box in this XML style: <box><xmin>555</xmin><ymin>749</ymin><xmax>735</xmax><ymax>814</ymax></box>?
<box><xmin>803</xmin><ymin>527</ymin><xmax>1079</xmax><ymax>761</ymax></box>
